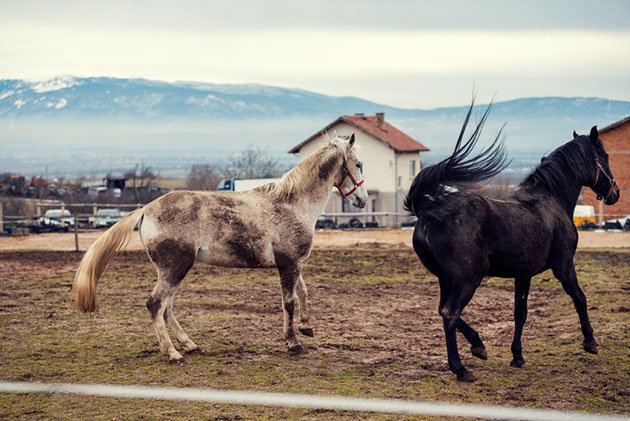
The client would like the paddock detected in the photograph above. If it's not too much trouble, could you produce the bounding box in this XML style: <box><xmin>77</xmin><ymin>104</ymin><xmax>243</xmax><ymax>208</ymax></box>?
<box><xmin>0</xmin><ymin>242</ymin><xmax>628</xmax><ymax>419</ymax></box>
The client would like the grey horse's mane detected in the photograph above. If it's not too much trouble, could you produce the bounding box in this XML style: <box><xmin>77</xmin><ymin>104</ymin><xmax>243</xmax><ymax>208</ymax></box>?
<box><xmin>257</xmin><ymin>136</ymin><xmax>346</xmax><ymax>201</ymax></box>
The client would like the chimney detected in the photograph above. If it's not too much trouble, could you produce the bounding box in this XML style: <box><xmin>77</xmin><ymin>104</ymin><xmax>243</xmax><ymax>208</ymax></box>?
<box><xmin>375</xmin><ymin>112</ymin><xmax>384</xmax><ymax>128</ymax></box>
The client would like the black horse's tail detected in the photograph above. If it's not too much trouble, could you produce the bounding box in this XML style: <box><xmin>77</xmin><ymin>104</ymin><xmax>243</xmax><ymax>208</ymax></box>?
<box><xmin>404</xmin><ymin>101</ymin><xmax>509</xmax><ymax>217</ymax></box>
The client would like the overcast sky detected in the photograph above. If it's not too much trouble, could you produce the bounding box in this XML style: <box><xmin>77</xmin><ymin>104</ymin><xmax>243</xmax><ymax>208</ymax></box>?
<box><xmin>1</xmin><ymin>0</ymin><xmax>629</xmax><ymax>108</ymax></box>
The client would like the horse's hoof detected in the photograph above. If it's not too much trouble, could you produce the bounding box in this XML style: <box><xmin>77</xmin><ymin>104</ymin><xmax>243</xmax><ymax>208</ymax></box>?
<box><xmin>456</xmin><ymin>369</ymin><xmax>476</xmax><ymax>383</ymax></box>
<box><xmin>287</xmin><ymin>343</ymin><xmax>305</xmax><ymax>355</ymax></box>
<box><xmin>583</xmin><ymin>340</ymin><xmax>598</xmax><ymax>354</ymax></box>
<box><xmin>299</xmin><ymin>327</ymin><xmax>314</xmax><ymax>337</ymax></box>
<box><xmin>510</xmin><ymin>358</ymin><xmax>525</xmax><ymax>368</ymax></box>
<box><xmin>168</xmin><ymin>356</ymin><xmax>185</xmax><ymax>365</ymax></box>
<box><xmin>470</xmin><ymin>346</ymin><xmax>487</xmax><ymax>360</ymax></box>
<box><xmin>185</xmin><ymin>347</ymin><xmax>204</xmax><ymax>355</ymax></box>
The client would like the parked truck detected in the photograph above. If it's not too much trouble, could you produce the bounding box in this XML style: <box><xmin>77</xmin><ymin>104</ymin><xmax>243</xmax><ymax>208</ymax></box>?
<box><xmin>216</xmin><ymin>178</ymin><xmax>280</xmax><ymax>192</ymax></box>
<box><xmin>573</xmin><ymin>205</ymin><xmax>596</xmax><ymax>227</ymax></box>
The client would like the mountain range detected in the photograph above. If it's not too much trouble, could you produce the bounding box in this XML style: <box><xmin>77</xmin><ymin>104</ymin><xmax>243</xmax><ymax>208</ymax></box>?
<box><xmin>1</xmin><ymin>76</ymin><xmax>629</xmax><ymax>177</ymax></box>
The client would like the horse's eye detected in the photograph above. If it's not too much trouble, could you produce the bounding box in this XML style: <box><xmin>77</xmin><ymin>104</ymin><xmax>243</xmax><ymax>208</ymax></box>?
<box><xmin>356</xmin><ymin>162</ymin><xmax>363</xmax><ymax>171</ymax></box>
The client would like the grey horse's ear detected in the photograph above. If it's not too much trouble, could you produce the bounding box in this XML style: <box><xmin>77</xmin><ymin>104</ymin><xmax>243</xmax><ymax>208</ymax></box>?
<box><xmin>573</xmin><ymin>130</ymin><xmax>578</xmax><ymax>138</ymax></box>
<box><xmin>348</xmin><ymin>133</ymin><xmax>355</xmax><ymax>147</ymax></box>
<box><xmin>590</xmin><ymin>126</ymin><xmax>599</xmax><ymax>143</ymax></box>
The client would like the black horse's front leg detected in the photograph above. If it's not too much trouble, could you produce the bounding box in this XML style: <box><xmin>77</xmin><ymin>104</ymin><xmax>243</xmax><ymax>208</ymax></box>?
<box><xmin>553</xmin><ymin>261</ymin><xmax>597</xmax><ymax>354</ymax></box>
<box><xmin>510</xmin><ymin>277</ymin><xmax>531</xmax><ymax>367</ymax></box>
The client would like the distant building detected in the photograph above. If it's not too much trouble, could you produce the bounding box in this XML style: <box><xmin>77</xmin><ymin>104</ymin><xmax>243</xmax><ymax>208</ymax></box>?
<box><xmin>289</xmin><ymin>112</ymin><xmax>429</xmax><ymax>226</ymax></box>
<box><xmin>105</xmin><ymin>173</ymin><xmax>127</xmax><ymax>190</ymax></box>
<box><xmin>582</xmin><ymin>116</ymin><xmax>630</xmax><ymax>221</ymax></box>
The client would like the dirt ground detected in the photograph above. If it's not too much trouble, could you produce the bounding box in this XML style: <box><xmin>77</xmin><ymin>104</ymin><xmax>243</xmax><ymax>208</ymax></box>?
<box><xmin>0</xmin><ymin>246</ymin><xmax>628</xmax><ymax>419</ymax></box>
<box><xmin>1</xmin><ymin>228</ymin><xmax>630</xmax><ymax>252</ymax></box>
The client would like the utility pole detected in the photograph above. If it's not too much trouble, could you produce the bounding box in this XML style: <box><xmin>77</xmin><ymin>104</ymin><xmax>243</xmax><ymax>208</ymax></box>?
<box><xmin>394</xmin><ymin>154</ymin><xmax>399</xmax><ymax>227</ymax></box>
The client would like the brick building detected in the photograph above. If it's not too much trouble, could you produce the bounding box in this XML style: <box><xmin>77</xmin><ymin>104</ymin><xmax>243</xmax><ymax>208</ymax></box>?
<box><xmin>582</xmin><ymin>116</ymin><xmax>630</xmax><ymax>222</ymax></box>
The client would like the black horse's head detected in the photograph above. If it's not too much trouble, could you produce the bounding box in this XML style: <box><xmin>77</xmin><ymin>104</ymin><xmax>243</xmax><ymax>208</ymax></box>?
<box><xmin>574</xmin><ymin>126</ymin><xmax>620</xmax><ymax>205</ymax></box>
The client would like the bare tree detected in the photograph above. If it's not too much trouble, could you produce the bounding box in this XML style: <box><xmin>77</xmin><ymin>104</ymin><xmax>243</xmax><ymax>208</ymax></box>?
<box><xmin>186</xmin><ymin>164</ymin><xmax>222</xmax><ymax>190</ymax></box>
<box><xmin>224</xmin><ymin>145</ymin><xmax>283</xmax><ymax>179</ymax></box>
<box><xmin>482</xmin><ymin>175</ymin><xmax>518</xmax><ymax>199</ymax></box>
<box><xmin>123</xmin><ymin>163</ymin><xmax>158</xmax><ymax>202</ymax></box>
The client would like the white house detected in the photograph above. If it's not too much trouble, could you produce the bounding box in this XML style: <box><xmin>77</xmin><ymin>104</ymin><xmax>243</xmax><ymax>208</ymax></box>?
<box><xmin>289</xmin><ymin>112</ymin><xmax>430</xmax><ymax>226</ymax></box>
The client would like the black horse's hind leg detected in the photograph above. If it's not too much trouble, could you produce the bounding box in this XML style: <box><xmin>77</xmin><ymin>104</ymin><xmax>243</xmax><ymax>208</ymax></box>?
<box><xmin>553</xmin><ymin>261</ymin><xmax>598</xmax><ymax>354</ymax></box>
<box><xmin>439</xmin><ymin>279</ymin><xmax>480</xmax><ymax>382</ymax></box>
<box><xmin>510</xmin><ymin>277</ymin><xmax>531</xmax><ymax>368</ymax></box>
<box><xmin>457</xmin><ymin>319</ymin><xmax>487</xmax><ymax>359</ymax></box>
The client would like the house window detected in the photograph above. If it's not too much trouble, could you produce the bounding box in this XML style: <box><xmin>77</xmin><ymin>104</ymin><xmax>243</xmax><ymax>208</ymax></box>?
<box><xmin>410</xmin><ymin>160</ymin><xmax>416</xmax><ymax>176</ymax></box>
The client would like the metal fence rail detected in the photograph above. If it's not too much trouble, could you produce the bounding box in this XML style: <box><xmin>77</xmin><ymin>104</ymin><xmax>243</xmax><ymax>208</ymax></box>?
<box><xmin>0</xmin><ymin>381</ymin><xmax>626</xmax><ymax>420</ymax></box>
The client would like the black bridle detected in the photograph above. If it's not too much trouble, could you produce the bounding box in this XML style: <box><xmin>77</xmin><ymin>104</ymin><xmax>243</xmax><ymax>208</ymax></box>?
<box><xmin>593</xmin><ymin>157</ymin><xmax>617</xmax><ymax>201</ymax></box>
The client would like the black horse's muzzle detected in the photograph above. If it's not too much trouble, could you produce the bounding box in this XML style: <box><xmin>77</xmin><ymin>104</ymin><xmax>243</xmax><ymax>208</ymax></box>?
<box><xmin>603</xmin><ymin>184</ymin><xmax>620</xmax><ymax>205</ymax></box>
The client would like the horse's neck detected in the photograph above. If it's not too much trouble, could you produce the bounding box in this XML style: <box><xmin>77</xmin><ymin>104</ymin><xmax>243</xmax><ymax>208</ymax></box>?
<box><xmin>556</xmin><ymin>182</ymin><xmax>583</xmax><ymax>217</ymax></box>
<box><xmin>520</xmin><ymin>170</ymin><xmax>585</xmax><ymax>217</ymax></box>
<box><xmin>290</xmin><ymin>157</ymin><xmax>341</xmax><ymax>225</ymax></box>
<box><xmin>296</xmin><ymin>176</ymin><xmax>337</xmax><ymax>225</ymax></box>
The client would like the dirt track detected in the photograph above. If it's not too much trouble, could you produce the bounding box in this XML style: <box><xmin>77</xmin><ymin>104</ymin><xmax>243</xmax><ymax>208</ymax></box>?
<box><xmin>1</xmin><ymin>228</ymin><xmax>629</xmax><ymax>251</ymax></box>
<box><xmin>0</xmin><ymin>247</ymin><xmax>628</xmax><ymax>419</ymax></box>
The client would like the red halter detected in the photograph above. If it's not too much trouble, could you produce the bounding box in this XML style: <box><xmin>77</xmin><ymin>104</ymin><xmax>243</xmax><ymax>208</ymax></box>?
<box><xmin>335</xmin><ymin>161</ymin><xmax>365</xmax><ymax>198</ymax></box>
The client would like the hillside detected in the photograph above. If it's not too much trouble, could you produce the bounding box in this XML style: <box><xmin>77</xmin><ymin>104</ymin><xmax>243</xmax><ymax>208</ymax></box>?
<box><xmin>1</xmin><ymin>76</ymin><xmax>629</xmax><ymax>177</ymax></box>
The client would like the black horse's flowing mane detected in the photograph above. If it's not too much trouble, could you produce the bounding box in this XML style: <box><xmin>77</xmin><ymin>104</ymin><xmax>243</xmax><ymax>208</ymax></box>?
<box><xmin>404</xmin><ymin>100</ymin><xmax>509</xmax><ymax>215</ymax></box>
<box><xmin>519</xmin><ymin>136</ymin><xmax>598</xmax><ymax>205</ymax></box>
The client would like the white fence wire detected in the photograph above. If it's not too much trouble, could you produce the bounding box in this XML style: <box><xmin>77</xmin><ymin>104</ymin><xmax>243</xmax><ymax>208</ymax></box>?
<box><xmin>0</xmin><ymin>381</ymin><xmax>627</xmax><ymax>420</ymax></box>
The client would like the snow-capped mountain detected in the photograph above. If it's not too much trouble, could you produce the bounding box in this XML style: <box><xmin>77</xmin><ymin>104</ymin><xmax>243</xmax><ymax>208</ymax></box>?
<box><xmin>1</xmin><ymin>76</ymin><xmax>629</xmax><ymax>177</ymax></box>
<box><xmin>0</xmin><ymin>76</ymin><xmax>400</xmax><ymax>119</ymax></box>
<box><xmin>1</xmin><ymin>76</ymin><xmax>629</xmax><ymax>123</ymax></box>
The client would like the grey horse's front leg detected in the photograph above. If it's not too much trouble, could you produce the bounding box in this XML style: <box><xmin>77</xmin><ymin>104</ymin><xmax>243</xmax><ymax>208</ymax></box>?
<box><xmin>276</xmin><ymin>259</ymin><xmax>304</xmax><ymax>354</ymax></box>
<box><xmin>295</xmin><ymin>274</ymin><xmax>314</xmax><ymax>337</ymax></box>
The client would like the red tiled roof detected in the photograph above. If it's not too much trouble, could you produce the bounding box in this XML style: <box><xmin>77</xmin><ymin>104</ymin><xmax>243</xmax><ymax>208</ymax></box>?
<box><xmin>289</xmin><ymin>114</ymin><xmax>430</xmax><ymax>153</ymax></box>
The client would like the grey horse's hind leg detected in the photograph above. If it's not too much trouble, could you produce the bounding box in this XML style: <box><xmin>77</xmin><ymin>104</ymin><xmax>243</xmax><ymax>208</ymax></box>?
<box><xmin>146</xmin><ymin>240</ymin><xmax>196</xmax><ymax>363</ymax></box>
<box><xmin>295</xmin><ymin>275</ymin><xmax>314</xmax><ymax>337</ymax></box>
<box><xmin>147</xmin><ymin>277</ymin><xmax>185</xmax><ymax>363</ymax></box>
<box><xmin>164</xmin><ymin>295</ymin><xmax>201</xmax><ymax>354</ymax></box>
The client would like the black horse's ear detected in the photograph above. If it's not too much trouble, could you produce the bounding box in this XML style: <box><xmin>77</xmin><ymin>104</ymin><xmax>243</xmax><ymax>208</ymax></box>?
<box><xmin>573</xmin><ymin>130</ymin><xmax>578</xmax><ymax>138</ymax></box>
<box><xmin>590</xmin><ymin>126</ymin><xmax>599</xmax><ymax>142</ymax></box>
<box><xmin>348</xmin><ymin>133</ymin><xmax>355</xmax><ymax>147</ymax></box>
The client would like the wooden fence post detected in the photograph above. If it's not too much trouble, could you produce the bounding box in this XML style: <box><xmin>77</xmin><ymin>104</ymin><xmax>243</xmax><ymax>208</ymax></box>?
<box><xmin>74</xmin><ymin>216</ymin><xmax>79</xmax><ymax>252</ymax></box>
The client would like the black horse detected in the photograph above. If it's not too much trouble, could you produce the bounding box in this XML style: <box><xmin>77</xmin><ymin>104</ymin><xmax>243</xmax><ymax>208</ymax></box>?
<box><xmin>404</xmin><ymin>103</ymin><xmax>620</xmax><ymax>382</ymax></box>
